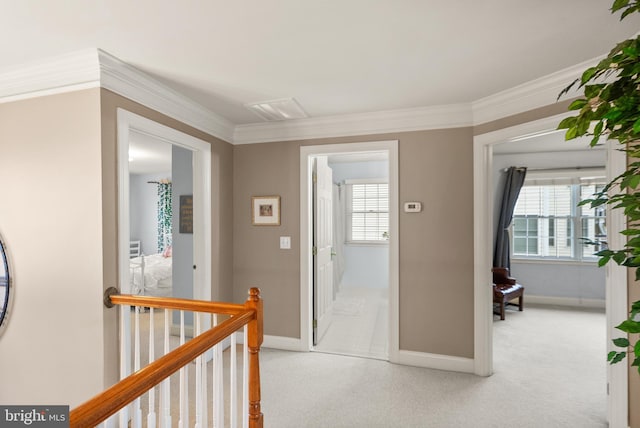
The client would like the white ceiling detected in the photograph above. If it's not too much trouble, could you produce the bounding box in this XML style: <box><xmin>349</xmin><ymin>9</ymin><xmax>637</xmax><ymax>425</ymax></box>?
<box><xmin>129</xmin><ymin>131</ymin><xmax>172</xmax><ymax>175</ymax></box>
<box><xmin>492</xmin><ymin>130</ymin><xmax>603</xmax><ymax>155</ymax></box>
<box><xmin>2</xmin><ymin>1</ymin><xmax>639</xmax><ymax>126</ymax></box>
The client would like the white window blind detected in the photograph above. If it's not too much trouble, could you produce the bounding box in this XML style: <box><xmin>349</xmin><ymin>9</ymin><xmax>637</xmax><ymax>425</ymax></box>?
<box><xmin>347</xmin><ymin>181</ymin><xmax>389</xmax><ymax>242</ymax></box>
<box><xmin>512</xmin><ymin>174</ymin><xmax>606</xmax><ymax>261</ymax></box>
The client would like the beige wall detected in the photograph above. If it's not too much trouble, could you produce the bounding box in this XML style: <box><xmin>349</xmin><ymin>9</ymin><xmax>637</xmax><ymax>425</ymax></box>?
<box><xmin>0</xmin><ymin>89</ymin><xmax>105</xmax><ymax>405</ymax></box>
<box><xmin>233</xmin><ymin>128</ymin><xmax>475</xmax><ymax>357</ymax></box>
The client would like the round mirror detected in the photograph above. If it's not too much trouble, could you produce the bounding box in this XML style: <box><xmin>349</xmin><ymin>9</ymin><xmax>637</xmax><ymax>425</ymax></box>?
<box><xmin>0</xmin><ymin>234</ymin><xmax>12</xmax><ymax>336</ymax></box>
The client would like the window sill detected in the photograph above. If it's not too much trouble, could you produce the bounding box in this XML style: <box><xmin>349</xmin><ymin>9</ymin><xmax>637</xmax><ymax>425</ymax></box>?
<box><xmin>511</xmin><ymin>258</ymin><xmax>599</xmax><ymax>266</ymax></box>
<box><xmin>345</xmin><ymin>241</ymin><xmax>389</xmax><ymax>247</ymax></box>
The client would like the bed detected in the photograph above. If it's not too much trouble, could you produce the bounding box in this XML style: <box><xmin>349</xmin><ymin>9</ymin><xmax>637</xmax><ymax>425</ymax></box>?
<box><xmin>129</xmin><ymin>243</ymin><xmax>172</xmax><ymax>297</ymax></box>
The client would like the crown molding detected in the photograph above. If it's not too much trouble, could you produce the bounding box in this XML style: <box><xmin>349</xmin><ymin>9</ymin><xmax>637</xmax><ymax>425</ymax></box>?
<box><xmin>0</xmin><ymin>49</ymin><xmax>101</xmax><ymax>103</ymax></box>
<box><xmin>234</xmin><ymin>58</ymin><xmax>600</xmax><ymax>144</ymax></box>
<box><xmin>471</xmin><ymin>56</ymin><xmax>601</xmax><ymax>126</ymax></box>
<box><xmin>0</xmin><ymin>48</ymin><xmax>601</xmax><ymax>145</ymax></box>
<box><xmin>233</xmin><ymin>103</ymin><xmax>473</xmax><ymax>144</ymax></box>
<box><xmin>97</xmin><ymin>49</ymin><xmax>234</xmax><ymax>143</ymax></box>
<box><xmin>0</xmin><ymin>48</ymin><xmax>234</xmax><ymax>143</ymax></box>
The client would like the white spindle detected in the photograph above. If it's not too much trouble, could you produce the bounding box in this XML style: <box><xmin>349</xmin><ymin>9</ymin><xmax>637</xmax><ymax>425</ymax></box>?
<box><xmin>103</xmin><ymin>413</ymin><xmax>117</xmax><ymax>428</ymax></box>
<box><xmin>179</xmin><ymin>310</ymin><xmax>188</xmax><ymax>428</ymax></box>
<box><xmin>195</xmin><ymin>313</ymin><xmax>203</xmax><ymax>428</ymax></box>
<box><xmin>202</xmin><ymin>313</ymin><xmax>209</xmax><ymax>426</ymax></box>
<box><xmin>213</xmin><ymin>314</ymin><xmax>224</xmax><ymax>428</ymax></box>
<box><xmin>230</xmin><ymin>330</ymin><xmax>238</xmax><ymax>428</ymax></box>
<box><xmin>242</xmin><ymin>325</ymin><xmax>249</xmax><ymax>428</ymax></box>
<box><xmin>119</xmin><ymin>306</ymin><xmax>131</xmax><ymax>428</ymax></box>
<box><xmin>133</xmin><ymin>307</ymin><xmax>142</xmax><ymax>427</ymax></box>
<box><xmin>147</xmin><ymin>307</ymin><xmax>156</xmax><ymax>428</ymax></box>
<box><xmin>160</xmin><ymin>309</ymin><xmax>171</xmax><ymax>428</ymax></box>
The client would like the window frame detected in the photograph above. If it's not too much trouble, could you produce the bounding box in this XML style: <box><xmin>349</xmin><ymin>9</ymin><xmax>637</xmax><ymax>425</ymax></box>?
<box><xmin>344</xmin><ymin>178</ymin><xmax>389</xmax><ymax>245</ymax></box>
<box><xmin>510</xmin><ymin>170</ymin><xmax>606</xmax><ymax>263</ymax></box>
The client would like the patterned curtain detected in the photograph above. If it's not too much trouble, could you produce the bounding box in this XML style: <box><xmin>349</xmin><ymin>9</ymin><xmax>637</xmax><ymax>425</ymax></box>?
<box><xmin>157</xmin><ymin>180</ymin><xmax>172</xmax><ymax>252</ymax></box>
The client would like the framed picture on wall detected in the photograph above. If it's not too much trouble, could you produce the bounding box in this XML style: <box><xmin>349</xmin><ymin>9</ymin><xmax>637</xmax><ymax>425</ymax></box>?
<box><xmin>252</xmin><ymin>196</ymin><xmax>280</xmax><ymax>226</ymax></box>
<box><xmin>179</xmin><ymin>194</ymin><xmax>193</xmax><ymax>233</ymax></box>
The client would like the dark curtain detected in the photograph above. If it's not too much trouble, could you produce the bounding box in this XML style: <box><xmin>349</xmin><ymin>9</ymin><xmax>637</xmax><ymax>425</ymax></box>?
<box><xmin>493</xmin><ymin>166</ymin><xmax>527</xmax><ymax>270</ymax></box>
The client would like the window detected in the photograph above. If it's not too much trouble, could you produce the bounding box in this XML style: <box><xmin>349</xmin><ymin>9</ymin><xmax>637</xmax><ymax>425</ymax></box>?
<box><xmin>511</xmin><ymin>171</ymin><xmax>606</xmax><ymax>261</ymax></box>
<box><xmin>346</xmin><ymin>180</ymin><xmax>389</xmax><ymax>243</ymax></box>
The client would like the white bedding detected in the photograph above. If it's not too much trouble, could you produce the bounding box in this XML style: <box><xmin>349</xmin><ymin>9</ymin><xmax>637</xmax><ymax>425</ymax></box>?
<box><xmin>130</xmin><ymin>253</ymin><xmax>172</xmax><ymax>296</ymax></box>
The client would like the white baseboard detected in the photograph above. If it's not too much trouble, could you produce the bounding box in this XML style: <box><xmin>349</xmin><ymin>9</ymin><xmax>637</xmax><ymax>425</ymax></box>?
<box><xmin>526</xmin><ymin>295</ymin><xmax>605</xmax><ymax>309</ymax></box>
<box><xmin>256</xmin><ymin>335</ymin><xmax>474</xmax><ymax>374</ymax></box>
<box><xmin>395</xmin><ymin>350</ymin><xmax>475</xmax><ymax>374</ymax></box>
<box><xmin>262</xmin><ymin>335</ymin><xmax>306</xmax><ymax>351</ymax></box>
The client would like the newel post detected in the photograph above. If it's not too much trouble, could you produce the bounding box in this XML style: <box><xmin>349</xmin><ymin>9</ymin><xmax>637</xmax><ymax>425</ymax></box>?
<box><xmin>245</xmin><ymin>287</ymin><xmax>264</xmax><ymax>428</ymax></box>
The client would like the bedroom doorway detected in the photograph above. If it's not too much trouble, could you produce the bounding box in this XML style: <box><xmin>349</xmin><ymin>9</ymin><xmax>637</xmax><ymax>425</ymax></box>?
<box><xmin>117</xmin><ymin>109</ymin><xmax>212</xmax><ymax>304</ymax></box>
<box><xmin>300</xmin><ymin>141</ymin><xmax>399</xmax><ymax>362</ymax></box>
<box><xmin>473</xmin><ymin>114</ymin><xmax>627</xmax><ymax>425</ymax></box>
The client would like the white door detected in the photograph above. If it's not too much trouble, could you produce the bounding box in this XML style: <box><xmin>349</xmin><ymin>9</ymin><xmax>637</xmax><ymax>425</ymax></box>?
<box><xmin>313</xmin><ymin>156</ymin><xmax>334</xmax><ymax>345</ymax></box>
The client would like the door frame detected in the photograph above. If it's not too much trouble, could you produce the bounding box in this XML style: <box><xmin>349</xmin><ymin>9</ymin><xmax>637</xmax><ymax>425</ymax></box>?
<box><xmin>473</xmin><ymin>113</ymin><xmax>627</xmax><ymax>425</ymax></box>
<box><xmin>116</xmin><ymin>108</ymin><xmax>212</xmax><ymax>301</ymax></box>
<box><xmin>300</xmin><ymin>140</ymin><xmax>399</xmax><ymax>361</ymax></box>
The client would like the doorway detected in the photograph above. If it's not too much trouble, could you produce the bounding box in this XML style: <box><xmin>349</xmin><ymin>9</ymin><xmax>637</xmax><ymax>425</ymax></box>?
<box><xmin>473</xmin><ymin>113</ymin><xmax>628</xmax><ymax>426</ymax></box>
<box><xmin>300</xmin><ymin>141</ymin><xmax>399</xmax><ymax>362</ymax></box>
<box><xmin>117</xmin><ymin>109</ymin><xmax>212</xmax><ymax>303</ymax></box>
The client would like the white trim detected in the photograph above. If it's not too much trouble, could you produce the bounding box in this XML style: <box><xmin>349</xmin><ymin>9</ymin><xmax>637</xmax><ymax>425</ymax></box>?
<box><xmin>472</xmin><ymin>57</ymin><xmax>598</xmax><ymax>125</ymax></box>
<box><xmin>98</xmin><ymin>50</ymin><xmax>234</xmax><ymax>143</ymax></box>
<box><xmin>473</xmin><ymin>113</ymin><xmax>627</xmax><ymax>426</ymax></box>
<box><xmin>0</xmin><ymin>49</ymin><xmax>607</xmax><ymax>144</ymax></box>
<box><xmin>261</xmin><ymin>335</ymin><xmax>305</xmax><ymax>352</ymax></box>
<box><xmin>300</xmin><ymin>141</ymin><xmax>400</xmax><ymax>363</ymax></box>
<box><xmin>0</xmin><ymin>48</ymin><xmax>101</xmax><ymax>103</ymax></box>
<box><xmin>525</xmin><ymin>295</ymin><xmax>605</xmax><ymax>309</ymax></box>
<box><xmin>605</xmin><ymin>140</ymin><xmax>628</xmax><ymax>428</ymax></box>
<box><xmin>343</xmin><ymin>178</ymin><xmax>388</xmax><ymax>185</ymax></box>
<box><xmin>235</xmin><ymin>104</ymin><xmax>472</xmax><ymax>144</ymax></box>
<box><xmin>0</xmin><ymin>48</ymin><xmax>234</xmax><ymax>143</ymax></box>
<box><xmin>395</xmin><ymin>350</ymin><xmax>475</xmax><ymax>373</ymax></box>
<box><xmin>473</xmin><ymin>128</ymin><xmax>494</xmax><ymax>377</ymax></box>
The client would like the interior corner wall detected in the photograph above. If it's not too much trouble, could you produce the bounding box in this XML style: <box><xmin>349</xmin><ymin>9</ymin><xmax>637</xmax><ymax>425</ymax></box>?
<box><xmin>233</xmin><ymin>128</ymin><xmax>475</xmax><ymax>358</ymax></box>
<box><xmin>0</xmin><ymin>89</ymin><xmax>105</xmax><ymax>406</ymax></box>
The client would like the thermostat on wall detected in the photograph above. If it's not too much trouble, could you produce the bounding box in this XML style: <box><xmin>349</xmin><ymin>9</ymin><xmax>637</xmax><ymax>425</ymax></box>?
<box><xmin>404</xmin><ymin>202</ymin><xmax>422</xmax><ymax>213</ymax></box>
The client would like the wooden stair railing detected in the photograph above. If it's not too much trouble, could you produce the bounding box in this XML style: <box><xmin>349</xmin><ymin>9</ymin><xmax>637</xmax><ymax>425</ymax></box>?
<box><xmin>70</xmin><ymin>288</ymin><xmax>263</xmax><ymax>428</ymax></box>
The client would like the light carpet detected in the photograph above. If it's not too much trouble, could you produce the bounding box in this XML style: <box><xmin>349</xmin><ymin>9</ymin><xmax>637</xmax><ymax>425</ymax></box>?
<box><xmin>133</xmin><ymin>304</ymin><xmax>606</xmax><ymax>427</ymax></box>
<box><xmin>262</xmin><ymin>304</ymin><xmax>606</xmax><ymax>428</ymax></box>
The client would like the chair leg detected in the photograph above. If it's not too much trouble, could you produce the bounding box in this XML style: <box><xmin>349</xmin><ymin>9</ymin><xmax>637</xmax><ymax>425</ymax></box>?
<box><xmin>500</xmin><ymin>301</ymin><xmax>505</xmax><ymax>320</ymax></box>
<box><xmin>518</xmin><ymin>295</ymin><xmax>524</xmax><ymax>311</ymax></box>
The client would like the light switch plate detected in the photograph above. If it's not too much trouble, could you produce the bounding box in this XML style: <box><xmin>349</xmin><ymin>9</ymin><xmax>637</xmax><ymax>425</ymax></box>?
<box><xmin>280</xmin><ymin>236</ymin><xmax>291</xmax><ymax>249</ymax></box>
<box><xmin>404</xmin><ymin>201</ymin><xmax>422</xmax><ymax>212</ymax></box>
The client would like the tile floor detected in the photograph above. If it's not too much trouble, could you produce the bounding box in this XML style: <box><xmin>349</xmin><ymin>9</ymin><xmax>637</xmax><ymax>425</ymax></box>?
<box><xmin>313</xmin><ymin>286</ymin><xmax>389</xmax><ymax>360</ymax></box>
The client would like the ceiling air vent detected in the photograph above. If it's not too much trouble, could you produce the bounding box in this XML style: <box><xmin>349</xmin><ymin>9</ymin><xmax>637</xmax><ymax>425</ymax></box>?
<box><xmin>244</xmin><ymin>98</ymin><xmax>308</xmax><ymax>122</ymax></box>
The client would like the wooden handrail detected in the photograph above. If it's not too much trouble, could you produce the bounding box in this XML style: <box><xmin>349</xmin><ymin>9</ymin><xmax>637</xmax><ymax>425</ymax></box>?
<box><xmin>70</xmin><ymin>288</ymin><xmax>264</xmax><ymax>428</ymax></box>
<box><xmin>110</xmin><ymin>294</ymin><xmax>246</xmax><ymax>315</ymax></box>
